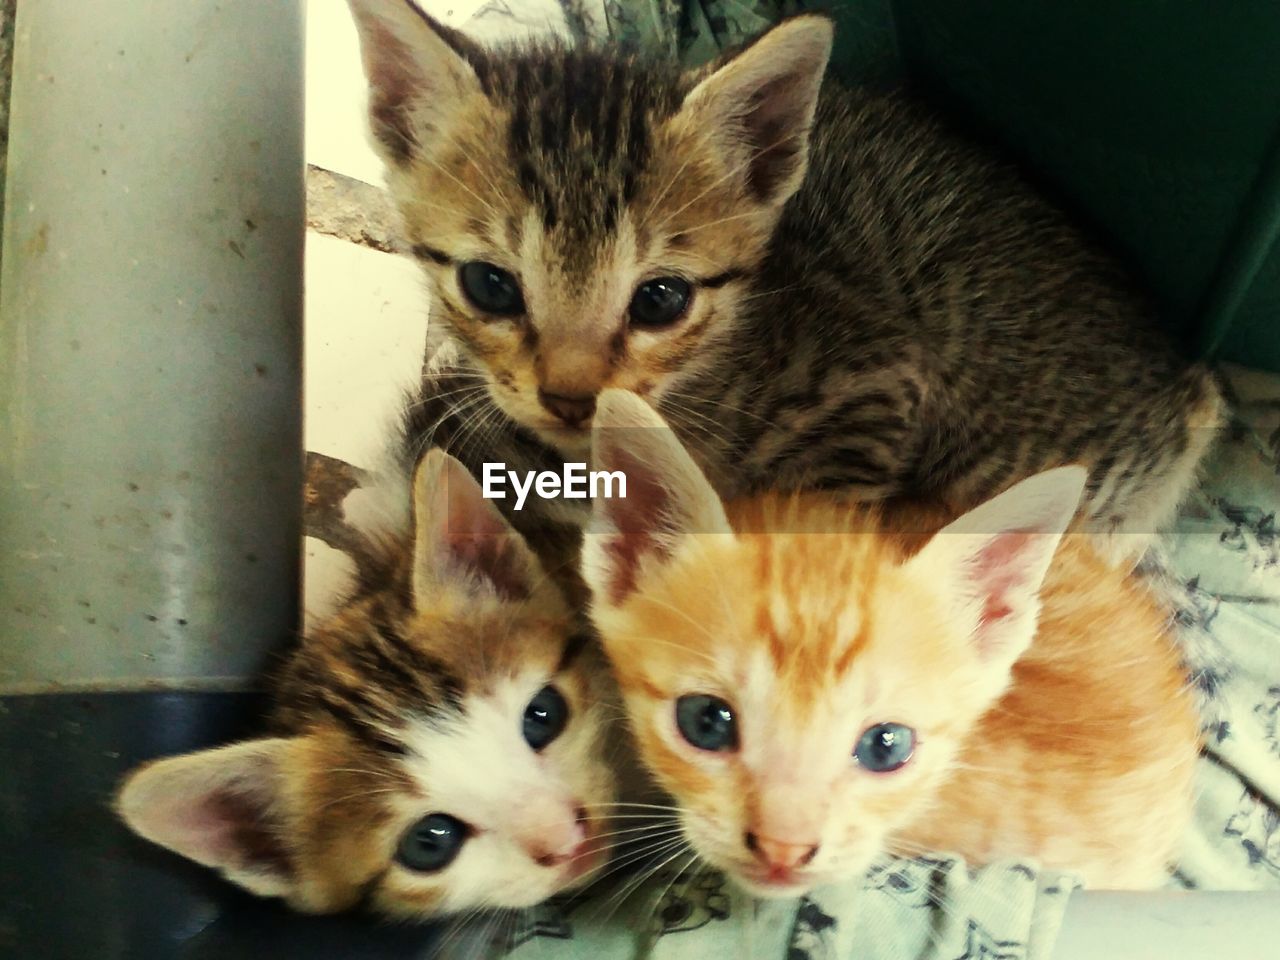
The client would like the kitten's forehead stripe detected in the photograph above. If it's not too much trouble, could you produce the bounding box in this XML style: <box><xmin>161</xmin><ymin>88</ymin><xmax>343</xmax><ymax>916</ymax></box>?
<box><xmin>309</xmin><ymin>679</ymin><xmax>407</xmax><ymax>756</ymax></box>
<box><xmin>468</xmin><ymin>44</ymin><xmax>686</xmax><ymax>268</ymax></box>
<box><xmin>273</xmin><ymin>592</ymin><xmax>470</xmax><ymax>756</ymax></box>
<box><xmin>370</xmin><ymin>603</ymin><xmax>467</xmax><ymax>713</ymax></box>
<box><xmin>411</xmin><ymin>244</ymin><xmax>451</xmax><ymax>265</ymax></box>
<box><xmin>556</xmin><ymin>630</ymin><xmax>591</xmax><ymax>673</ymax></box>
<box><xmin>700</xmin><ymin>269</ymin><xmax>749</xmax><ymax>289</ymax></box>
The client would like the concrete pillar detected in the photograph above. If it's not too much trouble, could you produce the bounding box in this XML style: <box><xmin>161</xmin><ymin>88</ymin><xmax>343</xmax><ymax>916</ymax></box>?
<box><xmin>0</xmin><ymin>0</ymin><xmax>304</xmax><ymax>691</ymax></box>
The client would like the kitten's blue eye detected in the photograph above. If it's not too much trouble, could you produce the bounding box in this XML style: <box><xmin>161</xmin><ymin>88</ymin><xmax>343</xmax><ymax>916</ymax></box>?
<box><xmin>523</xmin><ymin>685</ymin><xmax>569</xmax><ymax>751</ymax></box>
<box><xmin>396</xmin><ymin>813</ymin><xmax>468</xmax><ymax>872</ymax></box>
<box><xmin>629</xmin><ymin>276</ymin><xmax>691</xmax><ymax>328</ymax></box>
<box><xmin>459</xmin><ymin>261</ymin><xmax>525</xmax><ymax>316</ymax></box>
<box><xmin>853</xmin><ymin>722</ymin><xmax>915</xmax><ymax>772</ymax></box>
<box><xmin>675</xmin><ymin>695</ymin><xmax>738</xmax><ymax>752</ymax></box>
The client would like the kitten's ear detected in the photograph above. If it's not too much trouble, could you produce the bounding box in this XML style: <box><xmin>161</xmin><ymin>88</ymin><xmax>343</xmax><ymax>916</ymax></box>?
<box><xmin>116</xmin><ymin>739</ymin><xmax>296</xmax><ymax>899</ymax></box>
<box><xmin>412</xmin><ymin>450</ymin><xmax>545</xmax><ymax>602</ymax></box>
<box><xmin>676</xmin><ymin>15</ymin><xmax>833</xmax><ymax>205</ymax></box>
<box><xmin>345</xmin><ymin>0</ymin><xmax>484</xmax><ymax>164</ymax></box>
<box><xmin>906</xmin><ymin>467</ymin><xmax>1087</xmax><ymax>662</ymax></box>
<box><xmin>583</xmin><ymin>390</ymin><xmax>731</xmax><ymax>606</ymax></box>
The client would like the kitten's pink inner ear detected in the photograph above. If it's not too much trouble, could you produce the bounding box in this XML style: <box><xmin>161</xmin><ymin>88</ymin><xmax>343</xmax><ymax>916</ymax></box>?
<box><xmin>443</xmin><ymin>529</ymin><xmax>533</xmax><ymax>601</ymax></box>
<box><xmin>917</xmin><ymin>465</ymin><xmax>1084</xmax><ymax>660</ymax></box>
<box><xmin>165</xmin><ymin>788</ymin><xmax>289</xmax><ymax>874</ymax></box>
<box><xmin>116</xmin><ymin>742</ymin><xmax>295</xmax><ymax>896</ymax></box>
<box><xmin>594</xmin><ymin>443</ymin><xmax>674</xmax><ymax>605</ymax></box>
<box><xmin>417</xmin><ymin>454</ymin><xmax>537</xmax><ymax>601</ymax></box>
<box><xmin>347</xmin><ymin>7</ymin><xmax>427</xmax><ymax>161</ymax></box>
<box><xmin>683</xmin><ymin>16</ymin><xmax>833</xmax><ymax>205</ymax></box>
<box><xmin>938</xmin><ymin>527</ymin><xmax>1063</xmax><ymax>662</ymax></box>
<box><xmin>346</xmin><ymin>0</ymin><xmax>480</xmax><ymax>164</ymax></box>
<box><xmin>740</xmin><ymin>73</ymin><xmax>818</xmax><ymax>202</ymax></box>
<box><xmin>587</xmin><ymin>390</ymin><xmax>733</xmax><ymax>605</ymax></box>
<box><xmin>971</xmin><ymin>531</ymin><xmax>1038</xmax><ymax>640</ymax></box>
<box><xmin>366</xmin><ymin>34</ymin><xmax>421</xmax><ymax>159</ymax></box>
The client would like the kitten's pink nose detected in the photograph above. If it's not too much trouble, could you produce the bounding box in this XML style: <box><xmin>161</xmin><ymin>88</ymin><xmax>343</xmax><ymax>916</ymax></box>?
<box><xmin>531</xmin><ymin>836</ymin><xmax>589</xmax><ymax>868</ymax></box>
<box><xmin>538</xmin><ymin>390</ymin><xmax>597</xmax><ymax>427</ymax></box>
<box><xmin>527</xmin><ymin>806</ymin><xmax>590</xmax><ymax>867</ymax></box>
<box><xmin>745</xmin><ymin>831</ymin><xmax>819</xmax><ymax>872</ymax></box>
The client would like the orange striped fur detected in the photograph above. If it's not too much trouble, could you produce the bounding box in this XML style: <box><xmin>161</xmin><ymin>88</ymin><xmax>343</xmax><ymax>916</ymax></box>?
<box><xmin>583</xmin><ymin>391</ymin><xmax>1199</xmax><ymax>896</ymax></box>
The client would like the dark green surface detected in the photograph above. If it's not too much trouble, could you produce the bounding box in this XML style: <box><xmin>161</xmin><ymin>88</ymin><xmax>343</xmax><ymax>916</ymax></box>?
<box><xmin>821</xmin><ymin>1</ymin><xmax>1280</xmax><ymax>368</ymax></box>
<box><xmin>598</xmin><ymin>3</ymin><xmax>1280</xmax><ymax>366</ymax></box>
<box><xmin>802</xmin><ymin>0</ymin><xmax>901</xmax><ymax>87</ymax></box>
<box><xmin>0</xmin><ymin>692</ymin><xmax>443</xmax><ymax>960</ymax></box>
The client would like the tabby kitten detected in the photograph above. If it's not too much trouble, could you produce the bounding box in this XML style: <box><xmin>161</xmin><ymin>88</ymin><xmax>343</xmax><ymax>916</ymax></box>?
<box><xmin>346</xmin><ymin>0</ymin><xmax>1221</xmax><ymax>559</ymax></box>
<box><xmin>581</xmin><ymin>390</ymin><xmax>1199</xmax><ymax>895</ymax></box>
<box><xmin>116</xmin><ymin>450</ymin><xmax>618</xmax><ymax>919</ymax></box>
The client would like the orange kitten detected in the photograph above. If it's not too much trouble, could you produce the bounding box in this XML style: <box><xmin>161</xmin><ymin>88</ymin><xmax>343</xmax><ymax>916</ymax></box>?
<box><xmin>582</xmin><ymin>390</ymin><xmax>1199</xmax><ymax>896</ymax></box>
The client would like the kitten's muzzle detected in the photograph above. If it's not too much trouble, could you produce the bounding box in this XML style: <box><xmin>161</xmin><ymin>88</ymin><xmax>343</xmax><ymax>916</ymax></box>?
<box><xmin>745</xmin><ymin>831</ymin><xmax>819</xmax><ymax>873</ymax></box>
<box><xmin>537</xmin><ymin>390</ymin><xmax>597</xmax><ymax>428</ymax></box>
<box><xmin>526</xmin><ymin>805</ymin><xmax>592</xmax><ymax>868</ymax></box>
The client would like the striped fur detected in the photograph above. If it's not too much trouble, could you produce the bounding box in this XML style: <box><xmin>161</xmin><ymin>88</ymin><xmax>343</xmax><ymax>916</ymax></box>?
<box><xmin>582</xmin><ymin>392</ymin><xmax>1199</xmax><ymax>895</ymax></box>
<box><xmin>116</xmin><ymin>451</ymin><xmax>622</xmax><ymax>920</ymax></box>
<box><xmin>349</xmin><ymin>2</ymin><xmax>1222</xmax><ymax>564</ymax></box>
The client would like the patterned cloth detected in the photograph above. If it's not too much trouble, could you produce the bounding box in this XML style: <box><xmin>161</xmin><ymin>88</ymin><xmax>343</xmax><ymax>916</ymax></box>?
<box><xmin>472</xmin><ymin>858</ymin><xmax>1079</xmax><ymax>960</ymax></box>
<box><xmin>460</xmin><ymin>0</ymin><xmax>900</xmax><ymax>82</ymax></box>
<box><xmin>1165</xmin><ymin>364</ymin><xmax>1280</xmax><ymax>891</ymax></box>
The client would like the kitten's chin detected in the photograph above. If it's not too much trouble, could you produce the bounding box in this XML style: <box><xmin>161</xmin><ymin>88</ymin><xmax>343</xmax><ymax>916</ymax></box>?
<box><xmin>730</xmin><ymin>867</ymin><xmax>819</xmax><ymax>900</ymax></box>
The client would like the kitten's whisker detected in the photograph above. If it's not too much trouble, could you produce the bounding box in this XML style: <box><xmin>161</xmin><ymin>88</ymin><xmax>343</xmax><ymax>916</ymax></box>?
<box><xmin>663</xmin><ymin>387</ymin><xmax>789</xmax><ymax>430</ymax></box>
<box><xmin>592</xmin><ymin>801</ymin><xmax>683</xmax><ymax>810</ymax></box>
<box><xmin>650</xmin><ymin>848</ymin><xmax>703</xmax><ymax>929</ymax></box>
<box><xmin>660</xmin><ymin>398</ymin><xmax>733</xmax><ymax>452</ymax></box>
<box><xmin>457</xmin><ymin>154</ymin><xmax>508</xmax><ymax>217</ymax></box>
<box><xmin>730</xmin><ymin>281</ymin><xmax>806</xmax><ymax>307</ymax></box>
<box><xmin>591</xmin><ymin>850</ymin><xmax>682</xmax><ymax>923</ymax></box>
<box><xmin>405</xmin><ymin>383</ymin><xmax>491</xmax><ymax>413</ymax></box>
<box><xmin>678</xmin><ymin>209</ymin><xmax>762</xmax><ymax>235</ymax></box>
<box><xmin>414</xmin><ymin>151</ymin><xmax>501</xmax><ymax>222</ymax></box>
<box><xmin>432</xmin><ymin>902</ymin><xmax>492</xmax><ymax>960</ymax></box>
<box><xmin>662</xmin><ymin>127</ymin><xmax>810</xmax><ymax>226</ymax></box>
<box><xmin>455</xmin><ymin>396</ymin><xmax>512</xmax><ymax>467</ymax></box>
<box><xmin>412</xmin><ymin>389</ymin><xmax>492</xmax><ymax>456</ymax></box>
<box><xmin>586</xmin><ymin>835</ymin><xmax>690</xmax><ymax>889</ymax></box>
<box><xmin>324</xmin><ymin>766</ymin><xmax>406</xmax><ymax>783</ymax></box>
<box><xmin>445</xmin><ymin>392</ymin><xmax>506</xmax><ymax>464</ymax></box>
<box><xmin>606</xmin><ymin>602</ymin><xmax>724</xmax><ymax>664</ymax></box>
<box><xmin>642</xmin><ymin>147</ymin><xmax>699</xmax><ymax>223</ymax></box>
<box><xmin>596</xmin><ymin>840</ymin><xmax>694</xmax><ymax>925</ymax></box>
<box><xmin>581</xmin><ymin>824</ymin><xmax>685</xmax><ymax>848</ymax></box>
<box><xmin>313</xmin><ymin>785</ymin><xmax>401</xmax><ymax>813</ymax></box>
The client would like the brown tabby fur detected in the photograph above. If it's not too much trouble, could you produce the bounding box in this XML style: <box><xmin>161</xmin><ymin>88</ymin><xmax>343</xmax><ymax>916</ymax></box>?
<box><xmin>349</xmin><ymin>1</ymin><xmax>1222</xmax><ymax>564</ymax></box>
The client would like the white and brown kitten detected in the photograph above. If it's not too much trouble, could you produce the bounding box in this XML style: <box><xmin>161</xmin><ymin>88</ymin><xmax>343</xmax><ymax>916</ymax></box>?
<box><xmin>116</xmin><ymin>450</ymin><xmax>621</xmax><ymax>920</ymax></box>
<box><xmin>346</xmin><ymin>0</ymin><xmax>1221</xmax><ymax>562</ymax></box>
<box><xmin>581</xmin><ymin>390</ymin><xmax>1199</xmax><ymax>896</ymax></box>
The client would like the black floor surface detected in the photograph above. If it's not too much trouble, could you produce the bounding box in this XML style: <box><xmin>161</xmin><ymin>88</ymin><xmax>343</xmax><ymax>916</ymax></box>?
<box><xmin>0</xmin><ymin>692</ymin><xmax>444</xmax><ymax>959</ymax></box>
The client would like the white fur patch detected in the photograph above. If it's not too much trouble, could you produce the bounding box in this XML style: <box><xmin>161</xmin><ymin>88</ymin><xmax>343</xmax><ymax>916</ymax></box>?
<box><xmin>386</xmin><ymin>670</ymin><xmax>602</xmax><ymax>912</ymax></box>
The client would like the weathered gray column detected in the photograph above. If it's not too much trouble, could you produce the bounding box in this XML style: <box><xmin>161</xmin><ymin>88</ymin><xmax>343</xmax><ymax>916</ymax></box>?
<box><xmin>0</xmin><ymin>0</ymin><xmax>304</xmax><ymax>691</ymax></box>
